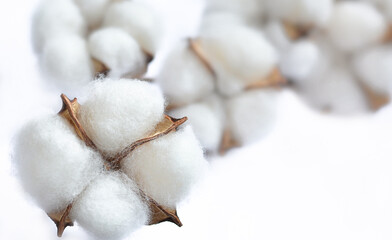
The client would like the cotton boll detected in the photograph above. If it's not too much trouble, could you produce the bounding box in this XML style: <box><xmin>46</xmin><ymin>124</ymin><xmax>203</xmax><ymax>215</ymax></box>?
<box><xmin>157</xmin><ymin>40</ymin><xmax>215</xmax><ymax>106</ymax></box>
<box><xmin>122</xmin><ymin>126</ymin><xmax>207</xmax><ymax>208</ymax></box>
<box><xmin>198</xmin><ymin>24</ymin><xmax>278</xmax><ymax>96</ymax></box>
<box><xmin>13</xmin><ymin>115</ymin><xmax>103</xmax><ymax>213</ymax></box>
<box><xmin>298</xmin><ymin>68</ymin><xmax>369</xmax><ymax>115</ymax></box>
<box><xmin>280</xmin><ymin>40</ymin><xmax>319</xmax><ymax>82</ymax></box>
<box><xmin>70</xmin><ymin>172</ymin><xmax>149</xmax><ymax>240</ymax></box>
<box><xmin>226</xmin><ymin>89</ymin><xmax>278</xmax><ymax>145</ymax></box>
<box><xmin>103</xmin><ymin>1</ymin><xmax>161</xmax><ymax>55</ymax></box>
<box><xmin>79</xmin><ymin>79</ymin><xmax>165</xmax><ymax>155</ymax></box>
<box><xmin>32</xmin><ymin>0</ymin><xmax>86</xmax><ymax>53</ymax></box>
<box><xmin>40</xmin><ymin>35</ymin><xmax>93</xmax><ymax>90</ymax></box>
<box><xmin>169</xmin><ymin>98</ymin><xmax>224</xmax><ymax>152</ymax></box>
<box><xmin>326</xmin><ymin>2</ymin><xmax>387</xmax><ymax>52</ymax></box>
<box><xmin>352</xmin><ymin>45</ymin><xmax>392</xmax><ymax>95</ymax></box>
<box><xmin>73</xmin><ymin>0</ymin><xmax>113</xmax><ymax>29</ymax></box>
<box><xmin>88</xmin><ymin>28</ymin><xmax>148</xmax><ymax>78</ymax></box>
<box><xmin>365</xmin><ymin>0</ymin><xmax>392</xmax><ymax>21</ymax></box>
<box><xmin>263</xmin><ymin>21</ymin><xmax>292</xmax><ymax>52</ymax></box>
<box><xmin>205</xmin><ymin>0</ymin><xmax>264</xmax><ymax>25</ymax></box>
<box><xmin>264</xmin><ymin>0</ymin><xmax>333</xmax><ymax>27</ymax></box>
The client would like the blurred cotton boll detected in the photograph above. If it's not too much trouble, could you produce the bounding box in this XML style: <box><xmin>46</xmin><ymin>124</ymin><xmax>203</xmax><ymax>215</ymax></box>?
<box><xmin>264</xmin><ymin>0</ymin><xmax>333</xmax><ymax>27</ymax></box>
<box><xmin>326</xmin><ymin>1</ymin><xmax>387</xmax><ymax>52</ymax></box>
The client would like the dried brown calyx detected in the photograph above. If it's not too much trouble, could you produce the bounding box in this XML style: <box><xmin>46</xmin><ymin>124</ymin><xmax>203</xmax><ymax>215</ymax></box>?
<box><xmin>357</xmin><ymin>80</ymin><xmax>390</xmax><ymax>111</ymax></box>
<box><xmin>50</xmin><ymin>94</ymin><xmax>186</xmax><ymax>237</ymax></box>
<box><xmin>282</xmin><ymin>21</ymin><xmax>313</xmax><ymax>40</ymax></box>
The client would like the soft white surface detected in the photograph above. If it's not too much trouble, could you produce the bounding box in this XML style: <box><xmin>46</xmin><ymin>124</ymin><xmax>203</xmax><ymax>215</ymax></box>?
<box><xmin>263</xmin><ymin>21</ymin><xmax>292</xmax><ymax>52</ymax></box>
<box><xmin>32</xmin><ymin>0</ymin><xmax>86</xmax><ymax>53</ymax></box>
<box><xmin>73</xmin><ymin>0</ymin><xmax>113</xmax><ymax>28</ymax></box>
<box><xmin>326</xmin><ymin>1</ymin><xmax>387</xmax><ymax>52</ymax></box>
<box><xmin>79</xmin><ymin>79</ymin><xmax>165</xmax><ymax>155</ymax></box>
<box><xmin>169</xmin><ymin>100</ymin><xmax>223</xmax><ymax>152</ymax></box>
<box><xmin>280</xmin><ymin>40</ymin><xmax>320</xmax><ymax>82</ymax></box>
<box><xmin>88</xmin><ymin>28</ymin><xmax>147</xmax><ymax>77</ymax></box>
<box><xmin>264</xmin><ymin>0</ymin><xmax>333</xmax><ymax>26</ymax></box>
<box><xmin>352</xmin><ymin>45</ymin><xmax>392</xmax><ymax>95</ymax></box>
<box><xmin>226</xmin><ymin>89</ymin><xmax>278</xmax><ymax>145</ymax></box>
<box><xmin>103</xmin><ymin>1</ymin><xmax>161</xmax><ymax>55</ymax></box>
<box><xmin>40</xmin><ymin>35</ymin><xmax>93</xmax><ymax>90</ymax></box>
<box><xmin>204</xmin><ymin>0</ymin><xmax>264</xmax><ymax>25</ymax></box>
<box><xmin>122</xmin><ymin>126</ymin><xmax>207</xmax><ymax>208</ymax></box>
<box><xmin>12</xmin><ymin>115</ymin><xmax>103</xmax><ymax>213</ymax></box>
<box><xmin>199</xmin><ymin>24</ymin><xmax>278</xmax><ymax>96</ymax></box>
<box><xmin>157</xmin><ymin>40</ymin><xmax>215</xmax><ymax>106</ymax></box>
<box><xmin>70</xmin><ymin>172</ymin><xmax>149</xmax><ymax>240</ymax></box>
<box><xmin>298</xmin><ymin>67</ymin><xmax>368</xmax><ymax>115</ymax></box>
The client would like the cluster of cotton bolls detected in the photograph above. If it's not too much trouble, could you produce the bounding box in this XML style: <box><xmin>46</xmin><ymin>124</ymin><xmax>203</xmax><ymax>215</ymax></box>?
<box><xmin>262</xmin><ymin>0</ymin><xmax>392</xmax><ymax>114</ymax></box>
<box><xmin>157</xmin><ymin>7</ymin><xmax>285</xmax><ymax>154</ymax></box>
<box><xmin>32</xmin><ymin>0</ymin><xmax>161</xmax><ymax>90</ymax></box>
<box><xmin>13</xmin><ymin>79</ymin><xmax>207</xmax><ymax>239</ymax></box>
<box><xmin>204</xmin><ymin>0</ymin><xmax>392</xmax><ymax>115</ymax></box>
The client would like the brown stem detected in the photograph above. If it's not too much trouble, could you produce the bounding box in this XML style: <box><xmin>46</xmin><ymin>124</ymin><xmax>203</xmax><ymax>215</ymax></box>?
<box><xmin>188</xmin><ymin>38</ymin><xmax>216</xmax><ymax>77</ymax></box>
<box><xmin>107</xmin><ymin>115</ymin><xmax>187</xmax><ymax>169</ymax></box>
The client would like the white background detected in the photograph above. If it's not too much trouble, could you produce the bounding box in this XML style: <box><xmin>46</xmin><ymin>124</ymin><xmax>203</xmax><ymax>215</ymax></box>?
<box><xmin>1</xmin><ymin>0</ymin><xmax>392</xmax><ymax>239</ymax></box>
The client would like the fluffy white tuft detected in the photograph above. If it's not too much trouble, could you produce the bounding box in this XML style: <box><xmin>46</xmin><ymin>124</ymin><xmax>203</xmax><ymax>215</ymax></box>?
<box><xmin>264</xmin><ymin>0</ymin><xmax>333</xmax><ymax>26</ymax></box>
<box><xmin>32</xmin><ymin>0</ymin><xmax>86</xmax><ymax>53</ymax></box>
<box><xmin>79</xmin><ymin>79</ymin><xmax>164</xmax><ymax>155</ymax></box>
<box><xmin>40</xmin><ymin>35</ymin><xmax>93</xmax><ymax>90</ymax></box>
<box><xmin>326</xmin><ymin>1</ymin><xmax>387</xmax><ymax>52</ymax></box>
<box><xmin>169</xmin><ymin>97</ymin><xmax>224</xmax><ymax>152</ymax></box>
<box><xmin>204</xmin><ymin>0</ymin><xmax>264</xmax><ymax>25</ymax></box>
<box><xmin>73</xmin><ymin>0</ymin><xmax>113</xmax><ymax>28</ymax></box>
<box><xmin>263</xmin><ymin>21</ymin><xmax>292</xmax><ymax>52</ymax></box>
<box><xmin>122</xmin><ymin>126</ymin><xmax>208</xmax><ymax>208</ymax></box>
<box><xmin>88</xmin><ymin>28</ymin><xmax>148</xmax><ymax>77</ymax></box>
<box><xmin>280</xmin><ymin>40</ymin><xmax>320</xmax><ymax>82</ymax></box>
<box><xmin>13</xmin><ymin>115</ymin><xmax>103</xmax><ymax>213</ymax></box>
<box><xmin>352</xmin><ymin>45</ymin><xmax>392</xmax><ymax>95</ymax></box>
<box><xmin>226</xmin><ymin>90</ymin><xmax>278</xmax><ymax>145</ymax></box>
<box><xmin>70</xmin><ymin>172</ymin><xmax>149</xmax><ymax>240</ymax></box>
<box><xmin>103</xmin><ymin>1</ymin><xmax>161</xmax><ymax>55</ymax></box>
<box><xmin>199</xmin><ymin>24</ymin><xmax>278</xmax><ymax>96</ymax></box>
<box><xmin>298</xmin><ymin>67</ymin><xmax>369</xmax><ymax>114</ymax></box>
<box><xmin>157</xmin><ymin>40</ymin><xmax>215</xmax><ymax>106</ymax></box>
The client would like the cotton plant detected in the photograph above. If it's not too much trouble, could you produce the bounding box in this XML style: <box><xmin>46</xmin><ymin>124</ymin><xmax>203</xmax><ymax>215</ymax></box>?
<box><xmin>262</xmin><ymin>0</ymin><xmax>392</xmax><ymax>114</ymax></box>
<box><xmin>157</xmin><ymin>13</ymin><xmax>286</xmax><ymax>154</ymax></box>
<box><xmin>12</xmin><ymin>79</ymin><xmax>207</xmax><ymax>239</ymax></box>
<box><xmin>32</xmin><ymin>0</ymin><xmax>161</xmax><ymax>90</ymax></box>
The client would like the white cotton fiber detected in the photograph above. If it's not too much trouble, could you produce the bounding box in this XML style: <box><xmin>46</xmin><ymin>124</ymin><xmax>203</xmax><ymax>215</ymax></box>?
<box><xmin>79</xmin><ymin>79</ymin><xmax>165</xmax><ymax>155</ymax></box>
<box><xmin>157</xmin><ymin>40</ymin><xmax>215</xmax><ymax>106</ymax></box>
<box><xmin>103</xmin><ymin>1</ymin><xmax>161</xmax><ymax>55</ymax></box>
<box><xmin>352</xmin><ymin>45</ymin><xmax>392</xmax><ymax>95</ymax></box>
<box><xmin>205</xmin><ymin>0</ymin><xmax>264</xmax><ymax>25</ymax></box>
<box><xmin>326</xmin><ymin>2</ymin><xmax>387</xmax><ymax>52</ymax></box>
<box><xmin>226</xmin><ymin>89</ymin><xmax>278</xmax><ymax>145</ymax></box>
<box><xmin>32</xmin><ymin>0</ymin><xmax>86</xmax><ymax>53</ymax></box>
<box><xmin>73</xmin><ymin>0</ymin><xmax>113</xmax><ymax>29</ymax></box>
<box><xmin>169</xmin><ymin>98</ymin><xmax>224</xmax><ymax>152</ymax></box>
<box><xmin>264</xmin><ymin>0</ymin><xmax>333</xmax><ymax>27</ymax></box>
<box><xmin>122</xmin><ymin>126</ymin><xmax>207</xmax><ymax>208</ymax></box>
<box><xmin>298</xmin><ymin>68</ymin><xmax>368</xmax><ymax>115</ymax></box>
<box><xmin>280</xmin><ymin>40</ymin><xmax>319</xmax><ymax>82</ymax></box>
<box><xmin>88</xmin><ymin>28</ymin><xmax>148</xmax><ymax>78</ymax></box>
<box><xmin>40</xmin><ymin>35</ymin><xmax>93</xmax><ymax>90</ymax></box>
<box><xmin>198</xmin><ymin>24</ymin><xmax>278</xmax><ymax>96</ymax></box>
<box><xmin>13</xmin><ymin>115</ymin><xmax>103</xmax><ymax>213</ymax></box>
<box><xmin>70</xmin><ymin>172</ymin><xmax>149</xmax><ymax>240</ymax></box>
<box><xmin>263</xmin><ymin>21</ymin><xmax>292</xmax><ymax>52</ymax></box>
